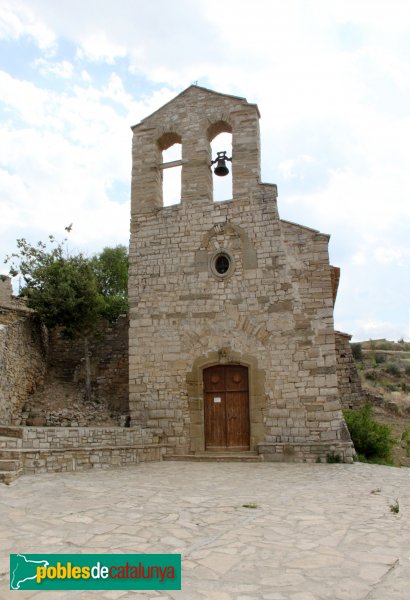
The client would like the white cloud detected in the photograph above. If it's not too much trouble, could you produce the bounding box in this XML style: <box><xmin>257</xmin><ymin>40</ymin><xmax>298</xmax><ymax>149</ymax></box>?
<box><xmin>80</xmin><ymin>69</ymin><xmax>91</xmax><ymax>83</ymax></box>
<box><xmin>352</xmin><ymin>318</ymin><xmax>409</xmax><ymax>343</ymax></box>
<box><xmin>352</xmin><ymin>252</ymin><xmax>368</xmax><ymax>266</ymax></box>
<box><xmin>0</xmin><ymin>71</ymin><xmax>51</xmax><ymax>127</ymax></box>
<box><xmin>34</xmin><ymin>58</ymin><xmax>74</xmax><ymax>79</ymax></box>
<box><xmin>283</xmin><ymin>165</ymin><xmax>410</xmax><ymax>236</ymax></box>
<box><xmin>324</xmin><ymin>0</ymin><xmax>410</xmax><ymax>30</ymax></box>
<box><xmin>373</xmin><ymin>246</ymin><xmax>407</xmax><ymax>265</ymax></box>
<box><xmin>351</xmin><ymin>240</ymin><xmax>409</xmax><ymax>267</ymax></box>
<box><xmin>0</xmin><ymin>0</ymin><xmax>55</xmax><ymax>50</ymax></box>
<box><xmin>278</xmin><ymin>155</ymin><xmax>318</xmax><ymax>182</ymax></box>
<box><xmin>76</xmin><ymin>32</ymin><xmax>127</xmax><ymax>64</ymax></box>
<box><xmin>0</xmin><ymin>67</ymin><xmax>178</xmax><ymax>261</ymax></box>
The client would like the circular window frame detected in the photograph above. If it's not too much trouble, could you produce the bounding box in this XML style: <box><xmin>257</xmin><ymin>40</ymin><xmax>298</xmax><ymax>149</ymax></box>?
<box><xmin>209</xmin><ymin>250</ymin><xmax>235</xmax><ymax>280</ymax></box>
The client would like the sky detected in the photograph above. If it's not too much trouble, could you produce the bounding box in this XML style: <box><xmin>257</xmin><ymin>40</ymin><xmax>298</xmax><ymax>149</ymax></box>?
<box><xmin>0</xmin><ymin>0</ymin><xmax>409</xmax><ymax>341</ymax></box>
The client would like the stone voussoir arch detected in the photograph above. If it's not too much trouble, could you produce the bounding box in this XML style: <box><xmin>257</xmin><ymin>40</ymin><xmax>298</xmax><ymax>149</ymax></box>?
<box><xmin>156</xmin><ymin>130</ymin><xmax>182</xmax><ymax>151</ymax></box>
<box><xmin>206</xmin><ymin>114</ymin><xmax>233</xmax><ymax>142</ymax></box>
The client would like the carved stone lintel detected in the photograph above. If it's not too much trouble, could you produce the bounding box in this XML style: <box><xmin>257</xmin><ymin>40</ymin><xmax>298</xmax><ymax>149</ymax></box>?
<box><xmin>218</xmin><ymin>347</ymin><xmax>231</xmax><ymax>364</ymax></box>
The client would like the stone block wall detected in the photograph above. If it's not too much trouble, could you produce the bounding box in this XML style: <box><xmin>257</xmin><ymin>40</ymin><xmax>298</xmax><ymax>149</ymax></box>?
<box><xmin>20</xmin><ymin>426</ymin><xmax>156</xmax><ymax>449</ymax></box>
<box><xmin>0</xmin><ymin>277</ymin><xmax>13</xmax><ymax>304</ymax></box>
<box><xmin>335</xmin><ymin>331</ymin><xmax>364</xmax><ymax>409</ymax></box>
<box><xmin>1</xmin><ymin>426</ymin><xmax>164</xmax><ymax>475</ymax></box>
<box><xmin>0</xmin><ymin>312</ymin><xmax>47</xmax><ymax>425</ymax></box>
<box><xmin>21</xmin><ymin>445</ymin><xmax>160</xmax><ymax>475</ymax></box>
<box><xmin>258</xmin><ymin>439</ymin><xmax>352</xmax><ymax>463</ymax></box>
<box><xmin>129</xmin><ymin>85</ymin><xmax>355</xmax><ymax>462</ymax></box>
<box><xmin>46</xmin><ymin>316</ymin><xmax>129</xmax><ymax>415</ymax></box>
<box><xmin>129</xmin><ymin>193</ymin><xmax>354</xmax><ymax>461</ymax></box>
<box><xmin>0</xmin><ymin>307</ymin><xmax>128</xmax><ymax>426</ymax></box>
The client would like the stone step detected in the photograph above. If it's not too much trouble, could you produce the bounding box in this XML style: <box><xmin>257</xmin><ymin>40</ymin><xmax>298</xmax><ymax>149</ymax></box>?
<box><xmin>0</xmin><ymin>469</ymin><xmax>23</xmax><ymax>485</ymax></box>
<box><xmin>163</xmin><ymin>452</ymin><xmax>263</xmax><ymax>463</ymax></box>
<box><xmin>0</xmin><ymin>459</ymin><xmax>22</xmax><ymax>471</ymax></box>
<box><xmin>0</xmin><ymin>426</ymin><xmax>23</xmax><ymax>439</ymax></box>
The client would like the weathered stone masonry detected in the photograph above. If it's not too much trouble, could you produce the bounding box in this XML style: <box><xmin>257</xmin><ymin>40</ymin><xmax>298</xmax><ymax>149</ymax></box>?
<box><xmin>335</xmin><ymin>331</ymin><xmax>364</xmax><ymax>410</ymax></box>
<box><xmin>46</xmin><ymin>316</ymin><xmax>129</xmax><ymax>417</ymax></box>
<box><xmin>0</xmin><ymin>302</ymin><xmax>47</xmax><ymax>425</ymax></box>
<box><xmin>129</xmin><ymin>85</ymin><xmax>355</xmax><ymax>462</ymax></box>
<box><xmin>0</xmin><ymin>283</ymin><xmax>165</xmax><ymax>481</ymax></box>
<box><xmin>0</xmin><ymin>425</ymin><xmax>161</xmax><ymax>482</ymax></box>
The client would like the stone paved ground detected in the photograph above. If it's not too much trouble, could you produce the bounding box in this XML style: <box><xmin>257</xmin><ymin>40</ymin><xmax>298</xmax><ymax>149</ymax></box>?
<box><xmin>1</xmin><ymin>462</ymin><xmax>410</xmax><ymax>600</ymax></box>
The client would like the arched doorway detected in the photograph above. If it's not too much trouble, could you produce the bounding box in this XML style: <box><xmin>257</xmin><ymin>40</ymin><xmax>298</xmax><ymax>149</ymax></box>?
<box><xmin>203</xmin><ymin>365</ymin><xmax>250</xmax><ymax>451</ymax></box>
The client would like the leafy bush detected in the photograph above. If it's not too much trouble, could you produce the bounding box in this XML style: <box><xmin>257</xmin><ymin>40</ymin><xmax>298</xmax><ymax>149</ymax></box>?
<box><xmin>385</xmin><ymin>362</ymin><xmax>400</xmax><ymax>376</ymax></box>
<box><xmin>326</xmin><ymin>452</ymin><xmax>341</xmax><ymax>463</ymax></box>
<box><xmin>343</xmin><ymin>404</ymin><xmax>395</xmax><ymax>464</ymax></box>
<box><xmin>374</xmin><ymin>353</ymin><xmax>386</xmax><ymax>364</ymax></box>
<box><xmin>351</xmin><ymin>343</ymin><xmax>363</xmax><ymax>360</ymax></box>
<box><xmin>401</xmin><ymin>428</ymin><xmax>410</xmax><ymax>457</ymax></box>
<box><xmin>365</xmin><ymin>370</ymin><xmax>379</xmax><ymax>381</ymax></box>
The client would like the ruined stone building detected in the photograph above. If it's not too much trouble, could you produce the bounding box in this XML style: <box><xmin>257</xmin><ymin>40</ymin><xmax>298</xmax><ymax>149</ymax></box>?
<box><xmin>128</xmin><ymin>85</ymin><xmax>354</xmax><ymax>462</ymax></box>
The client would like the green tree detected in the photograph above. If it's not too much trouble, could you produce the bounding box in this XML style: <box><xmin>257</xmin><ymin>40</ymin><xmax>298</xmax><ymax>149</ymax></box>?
<box><xmin>6</xmin><ymin>236</ymin><xmax>105</xmax><ymax>335</ymax></box>
<box><xmin>5</xmin><ymin>236</ymin><xmax>106</xmax><ymax>400</ymax></box>
<box><xmin>5</xmin><ymin>235</ymin><xmax>130</xmax><ymax>399</ymax></box>
<box><xmin>92</xmin><ymin>245</ymin><xmax>128</xmax><ymax>321</ymax></box>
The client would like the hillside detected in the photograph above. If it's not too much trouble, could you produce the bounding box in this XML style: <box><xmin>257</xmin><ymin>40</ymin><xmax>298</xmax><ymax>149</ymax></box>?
<box><xmin>350</xmin><ymin>338</ymin><xmax>410</xmax><ymax>466</ymax></box>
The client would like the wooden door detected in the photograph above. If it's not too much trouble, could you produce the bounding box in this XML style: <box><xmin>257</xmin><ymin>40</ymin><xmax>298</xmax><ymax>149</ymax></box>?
<box><xmin>203</xmin><ymin>365</ymin><xmax>250</xmax><ymax>451</ymax></box>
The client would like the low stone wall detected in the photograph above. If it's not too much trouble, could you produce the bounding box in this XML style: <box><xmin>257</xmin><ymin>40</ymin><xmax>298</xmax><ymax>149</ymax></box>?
<box><xmin>22</xmin><ymin>445</ymin><xmax>162</xmax><ymax>475</ymax></box>
<box><xmin>20</xmin><ymin>426</ymin><xmax>158</xmax><ymax>449</ymax></box>
<box><xmin>0</xmin><ymin>313</ymin><xmax>47</xmax><ymax>425</ymax></box>
<box><xmin>1</xmin><ymin>426</ymin><xmax>166</xmax><ymax>475</ymax></box>
<box><xmin>258</xmin><ymin>440</ymin><xmax>355</xmax><ymax>463</ymax></box>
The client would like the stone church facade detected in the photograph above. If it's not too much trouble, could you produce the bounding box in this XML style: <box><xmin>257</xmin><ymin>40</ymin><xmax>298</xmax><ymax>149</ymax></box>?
<box><xmin>129</xmin><ymin>85</ymin><xmax>354</xmax><ymax>463</ymax></box>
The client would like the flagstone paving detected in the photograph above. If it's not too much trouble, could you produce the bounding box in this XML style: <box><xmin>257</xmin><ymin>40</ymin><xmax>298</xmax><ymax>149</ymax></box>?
<box><xmin>0</xmin><ymin>462</ymin><xmax>410</xmax><ymax>599</ymax></box>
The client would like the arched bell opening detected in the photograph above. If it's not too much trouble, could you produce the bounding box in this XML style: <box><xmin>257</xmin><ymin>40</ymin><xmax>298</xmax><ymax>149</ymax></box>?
<box><xmin>158</xmin><ymin>132</ymin><xmax>182</xmax><ymax>206</ymax></box>
<box><xmin>208</xmin><ymin>121</ymin><xmax>233</xmax><ymax>203</ymax></box>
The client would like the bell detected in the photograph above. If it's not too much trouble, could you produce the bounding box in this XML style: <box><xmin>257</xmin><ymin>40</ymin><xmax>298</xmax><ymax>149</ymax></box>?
<box><xmin>211</xmin><ymin>151</ymin><xmax>231</xmax><ymax>177</ymax></box>
<box><xmin>214</xmin><ymin>158</ymin><xmax>230</xmax><ymax>177</ymax></box>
